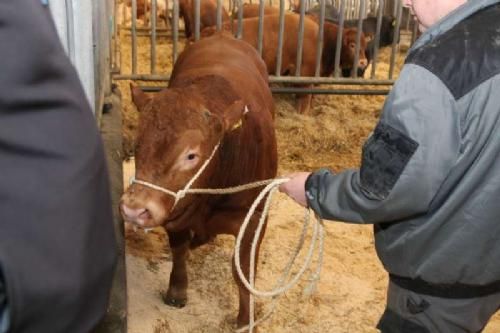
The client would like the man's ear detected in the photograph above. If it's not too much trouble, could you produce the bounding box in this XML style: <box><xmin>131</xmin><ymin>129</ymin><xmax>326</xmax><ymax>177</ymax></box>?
<box><xmin>223</xmin><ymin>100</ymin><xmax>248</xmax><ymax>131</ymax></box>
<box><xmin>130</xmin><ymin>83</ymin><xmax>151</xmax><ymax>112</ymax></box>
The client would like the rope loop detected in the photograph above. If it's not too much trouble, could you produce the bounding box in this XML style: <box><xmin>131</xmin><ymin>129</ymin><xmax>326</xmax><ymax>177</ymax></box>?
<box><xmin>127</xmin><ymin>141</ymin><xmax>324</xmax><ymax>333</ymax></box>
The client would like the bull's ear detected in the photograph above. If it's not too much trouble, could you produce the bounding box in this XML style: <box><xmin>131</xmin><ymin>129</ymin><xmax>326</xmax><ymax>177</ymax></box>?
<box><xmin>223</xmin><ymin>100</ymin><xmax>248</xmax><ymax>132</ymax></box>
<box><xmin>130</xmin><ymin>83</ymin><xmax>151</xmax><ymax>112</ymax></box>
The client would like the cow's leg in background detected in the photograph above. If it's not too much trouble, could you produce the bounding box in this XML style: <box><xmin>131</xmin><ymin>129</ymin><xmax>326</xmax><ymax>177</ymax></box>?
<box><xmin>295</xmin><ymin>85</ymin><xmax>314</xmax><ymax>115</ymax></box>
<box><xmin>164</xmin><ymin>229</ymin><xmax>191</xmax><ymax>308</ymax></box>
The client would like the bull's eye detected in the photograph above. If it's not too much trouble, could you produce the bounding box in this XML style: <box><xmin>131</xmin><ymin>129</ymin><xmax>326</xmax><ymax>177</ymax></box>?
<box><xmin>187</xmin><ymin>153</ymin><xmax>197</xmax><ymax>160</ymax></box>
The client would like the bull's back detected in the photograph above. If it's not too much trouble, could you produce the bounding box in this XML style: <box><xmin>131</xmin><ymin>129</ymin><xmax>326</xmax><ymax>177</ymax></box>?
<box><xmin>171</xmin><ymin>33</ymin><xmax>273</xmax><ymax>114</ymax></box>
<box><xmin>237</xmin><ymin>14</ymin><xmax>319</xmax><ymax>76</ymax></box>
<box><xmin>170</xmin><ymin>33</ymin><xmax>277</xmax><ymax>199</ymax></box>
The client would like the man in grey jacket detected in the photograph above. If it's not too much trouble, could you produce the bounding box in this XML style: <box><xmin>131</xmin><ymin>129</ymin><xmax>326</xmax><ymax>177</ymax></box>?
<box><xmin>0</xmin><ymin>0</ymin><xmax>117</xmax><ymax>332</ymax></box>
<box><xmin>280</xmin><ymin>0</ymin><xmax>500</xmax><ymax>332</ymax></box>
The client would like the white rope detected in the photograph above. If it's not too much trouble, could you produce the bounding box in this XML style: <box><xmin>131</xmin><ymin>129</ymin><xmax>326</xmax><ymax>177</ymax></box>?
<box><xmin>129</xmin><ymin>142</ymin><xmax>324</xmax><ymax>333</ymax></box>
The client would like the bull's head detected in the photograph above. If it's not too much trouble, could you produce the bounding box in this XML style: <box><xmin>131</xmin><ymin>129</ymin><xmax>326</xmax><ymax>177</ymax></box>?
<box><xmin>120</xmin><ymin>84</ymin><xmax>247</xmax><ymax>231</ymax></box>
<box><xmin>340</xmin><ymin>28</ymin><xmax>368</xmax><ymax>77</ymax></box>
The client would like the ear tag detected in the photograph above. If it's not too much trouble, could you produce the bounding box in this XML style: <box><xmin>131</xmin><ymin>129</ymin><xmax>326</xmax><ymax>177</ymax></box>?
<box><xmin>231</xmin><ymin>119</ymin><xmax>243</xmax><ymax>131</ymax></box>
<box><xmin>230</xmin><ymin>105</ymin><xmax>249</xmax><ymax>131</ymax></box>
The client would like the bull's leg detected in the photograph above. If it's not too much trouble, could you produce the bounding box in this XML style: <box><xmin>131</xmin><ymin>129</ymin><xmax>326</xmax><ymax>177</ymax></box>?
<box><xmin>231</xmin><ymin>214</ymin><xmax>267</xmax><ymax>330</ymax></box>
<box><xmin>163</xmin><ymin>229</ymin><xmax>191</xmax><ymax>308</ymax></box>
<box><xmin>199</xmin><ymin>208</ymin><xmax>266</xmax><ymax>328</ymax></box>
<box><xmin>295</xmin><ymin>85</ymin><xmax>313</xmax><ymax>114</ymax></box>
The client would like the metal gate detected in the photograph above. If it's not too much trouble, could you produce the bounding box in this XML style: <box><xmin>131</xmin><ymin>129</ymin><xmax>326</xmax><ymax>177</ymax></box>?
<box><xmin>111</xmin><ymin>0</ymin><xmax>419</xmax><ymax>95</ymax></box>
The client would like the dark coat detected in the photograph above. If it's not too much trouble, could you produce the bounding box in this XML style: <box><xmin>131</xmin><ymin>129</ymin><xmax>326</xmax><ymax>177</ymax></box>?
<box><xmin>0</xmin><ymin>1</ymin><xmax>117</xmax><ymax>332</ymax></box>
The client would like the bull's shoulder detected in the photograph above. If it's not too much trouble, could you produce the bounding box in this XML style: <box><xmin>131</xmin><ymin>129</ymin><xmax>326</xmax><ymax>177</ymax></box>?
<box><xmin>406</xmin><ymin>3</ymin><xmax>500</xmax><ymax>100</ymax></box>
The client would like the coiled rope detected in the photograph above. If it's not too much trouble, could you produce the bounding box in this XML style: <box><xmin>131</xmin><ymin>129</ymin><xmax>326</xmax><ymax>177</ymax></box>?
<box><xmin>130</xmin><ymin>142</ymin><xmax>324</xmax><ymax>333</ymax></box>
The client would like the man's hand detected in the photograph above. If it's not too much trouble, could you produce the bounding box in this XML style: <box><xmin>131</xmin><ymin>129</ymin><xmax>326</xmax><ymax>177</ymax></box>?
<box><xmin>279</xmin><ymin>172</ymin><xmax>311</xmax><ymax>207</ymax></box>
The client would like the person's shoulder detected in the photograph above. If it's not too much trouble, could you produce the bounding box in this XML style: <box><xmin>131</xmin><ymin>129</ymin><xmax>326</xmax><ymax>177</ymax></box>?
<box><xmin>406</xmin><ymin>3</ymin><xmax>500</xmax><ymax>100</ymax></box>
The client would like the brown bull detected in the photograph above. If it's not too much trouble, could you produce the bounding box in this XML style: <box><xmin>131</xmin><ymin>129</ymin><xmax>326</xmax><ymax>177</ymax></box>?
<box><xmin>120</xmin><ymin>32</ymin><xmax>277</xmax><ymax>329</ymax></box>
<box><xmin>205</xmin><ymin>14</ymin><xmax>367</xmax><ymax>114</ymax></box>
<box><xmin>179</xmin><ymin>0</ymin><xmax>230</xmax><ymax>39</ymax></box>
<box><xmin>233</xmin><ymin>3</ymin><xmax>280</xmax><ymax>18</ymax></box>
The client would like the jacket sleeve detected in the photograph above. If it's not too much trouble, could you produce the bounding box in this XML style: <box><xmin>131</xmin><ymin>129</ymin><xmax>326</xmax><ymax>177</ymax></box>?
<box><xmin>305</xmin><ymin>64</ymin><xmax>461</xmax><ymax>223</ymax></box>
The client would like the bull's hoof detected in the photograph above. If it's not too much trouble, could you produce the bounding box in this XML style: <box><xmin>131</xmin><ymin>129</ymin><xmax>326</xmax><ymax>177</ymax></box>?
<box><xmin>162</xmin><ymin>294</ymin><xmax>187</xmax><ymax>308</ymax></box>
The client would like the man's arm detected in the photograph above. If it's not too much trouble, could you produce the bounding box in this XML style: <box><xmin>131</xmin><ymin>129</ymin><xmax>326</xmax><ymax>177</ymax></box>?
<box><xmin>303</xmin><ymin>65</ymin><xmax>461</xmax><ymax>224</ymax></box>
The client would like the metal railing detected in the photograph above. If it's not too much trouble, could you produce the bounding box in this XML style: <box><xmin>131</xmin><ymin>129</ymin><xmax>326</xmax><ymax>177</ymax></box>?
<box><xmin>111</xmin><ymin>0</ymin><xmax>418</xmax><ymax>95</ymax></box>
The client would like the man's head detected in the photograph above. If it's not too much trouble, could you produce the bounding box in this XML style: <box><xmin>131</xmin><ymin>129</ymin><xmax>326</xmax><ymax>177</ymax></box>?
<box><xmin>402</xmin><ymin>0</ymin><xmax>467</xmax><ymax>32</ymax></box>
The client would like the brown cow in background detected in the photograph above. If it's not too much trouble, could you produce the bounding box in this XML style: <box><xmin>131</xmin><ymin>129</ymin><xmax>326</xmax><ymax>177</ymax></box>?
<box><xmin>179</xmin><ymin>0</ymin><xmax>230</xmax><ymax>39</ymax></box>
<box><xmin>205</xmin><ymin>14</ymin><xmax>367</xmax><ymax>114</ymax></box>
<box><xmin>120</xmin><ymin>32</ymin><xmax>277</xmax><ymax>329</ymax></box>
<box><xmin>233</xmin><ymin>3</ymin><xmax>280</xmax><ymax>18</ymax></box>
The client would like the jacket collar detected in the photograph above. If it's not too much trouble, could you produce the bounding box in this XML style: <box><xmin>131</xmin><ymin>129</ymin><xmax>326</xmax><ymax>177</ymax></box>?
<box><xmin>409</xmin><ymin>0</ymin><xmax>500</xmax><ymax>52</ymax></box>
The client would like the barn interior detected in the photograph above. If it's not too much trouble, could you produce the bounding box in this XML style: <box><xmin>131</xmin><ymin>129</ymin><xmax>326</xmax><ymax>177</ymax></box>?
<box><xmin>46</xmin><ymin>1</ymin><xmax>500</xmax><ymax>332</ymax></box>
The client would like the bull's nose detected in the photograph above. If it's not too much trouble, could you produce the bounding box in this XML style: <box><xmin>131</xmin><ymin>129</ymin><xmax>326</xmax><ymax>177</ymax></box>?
<box><xmin>120</xmin><ymin>203</ymin><xmax>151</xmax><ymax>223</ymax></box>
<box><xmin>359</xmin><ymin>59</ymin><xmax>368</xmax><ymax>69</ymax></box>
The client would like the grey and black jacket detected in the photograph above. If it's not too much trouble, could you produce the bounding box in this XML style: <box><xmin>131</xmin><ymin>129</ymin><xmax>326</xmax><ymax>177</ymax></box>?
<box><xmin>305</xmin><ymin>0</ymin><xmax>500</xmax><ymax>297</ymax></box>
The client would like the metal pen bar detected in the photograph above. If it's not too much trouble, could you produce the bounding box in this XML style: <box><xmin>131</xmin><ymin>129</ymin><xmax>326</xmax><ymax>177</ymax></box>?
<box><xmin>388</xmin><ymin>0</ymin><xmax>402</xmax><ymax>79</ymax></box>
<box><xmin>275</xmin><ymin>0</ymin><xmax>286</xmax><ymax>75</ymax></box>
<box><xmin>314</xmin><ymin>0</ymin><xmax>326</xmax><ymax>77</ymax></box>
<box><xmin>411</xmin><ymin>16</ymin><xmax>419</xmax><ymax>45</ymax></box>
<box><xmin>217</xmin><ymin>0</ymin><xmax>223</xmax><ymax>30</ymax></box>
<box><xmin>113</xmin><ymin>73</ymin><xmax>396</xmax><ymax>85</ymax></box>
<box><xmin>370</xmin><ymin>0</ymin><xmax>384</xmax><ymax>78</ymax></box>
<box><xmin>151</xmin><ymin>0</ymin><xmax>157</xmax><ymax>74</ymax></box>
<box><xmin>334</xmin><ymin>0</ymin><xmax>346</xmax><ymax>78</ymax></box>
<box><xmin>172</xmin><ymin>0</ymin><xmax>179</xmax><ymax>63</ymax></box>
<box><xmin>194</xmin><ymin>0</ymin><xmax>200</xmax><ymax>41</ymax></box>
<box><xmin>294</xmin><ymin>0</ymin><xmax>307</xmax><ymax>76</ymax></box>
<box><xmin>257</xmin><ymin>0</ymin><xmax>265</xmax><ymax>56</ymax></box>
<box><xmin>352</xmin><ymin>0</ymin><xmax>366</xmax><ymax>78</ymax></box>
<box><xmin>138</xmin><ymin>84</ymin><xmax>391</xmax><ymax>95</ymax></box>
<box><xmin>237</xmin><ymin>0</ymin><xmax>243</xmax><ymax>39</ymax></box>
<box><xmin>132</xmin><ymin>0</ymin><xmax>138</xmax><ymax>74</ymax></box>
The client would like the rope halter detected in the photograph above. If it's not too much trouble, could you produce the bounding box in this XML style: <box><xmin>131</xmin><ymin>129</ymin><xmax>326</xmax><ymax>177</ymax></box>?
<box><xmin>130</xmin><ymin>141</ymin><xmax>221</xmax><ymax>210</ymax></box>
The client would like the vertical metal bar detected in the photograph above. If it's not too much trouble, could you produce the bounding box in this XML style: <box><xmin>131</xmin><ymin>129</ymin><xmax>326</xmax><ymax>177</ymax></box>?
<box><xmin>236</xmin><ymin>0</ymin><xmax>243</xmax><ymax>39</ymax></box>
<box><xmin>294</xmin><ymin>0</ymin><xmax>306</xmax><ymax>76</ymax></box>
<box><xmin>151</xmin><ymin>0</ymin><xmax>157</xmax><ymax>74</ymax></box>
<box><xmin>333</xmin><ymin>0</ymin><xmax>345</xmax><ymax>78</ymax></box>
<box><xmin>370</xmin><ymin>0</ymin><xmax>384</xmax><ymax>78</ymax></box>
<box><xmin>194</xmin><ymin>0</ymin><xmax>200</xmax><ymax>41</ymax></box>
<box><xmin>392</xmin><ymin>0</ymin><xmax>398</xmax><ymax>17</ymax></box>
<box><xmin>275</xmin><ymin>0</ymin><xmax>286</xmax><ymax>75</ymax></box>
<box><xmin>404</xmin><ymin>7</ymin><xmax>410</xmax><ymax>31</ymax></box>
<box><xmin>172</xmin><ymin>0</ymin><xmax>179</xmax><ymax>63</ymax></box>
<box><xmin>351</xmin><ymin>0</ymin><xmax>365</xmax><ymax>78</ymax></box>
<box><xmin>411</xmin><ymin>16</ymin><xmax>419</xmax><ymax>45</ymax></box>
<box><xmin>314</xmin><ymin>0</ymin><xmax>326</xmax><ymax>77</ymax></box>
<box><xmin>217</xmin><ymin>0</ymin><xmax>223</xmax><ymax>30</ymax></box>
<box><xmin>132</xmin><ymin>0</ymin><xmax>138</xmax><ymax>74</ymax></box>
<box><xmin>257</xmin><ymin>0</ymin><xmax>265</xmax><ymax>56</ymax></box>
<box><xmin>388</xmin><ymin>0</ymin><xmax>402</xmax><ymax>79</ymax></box>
